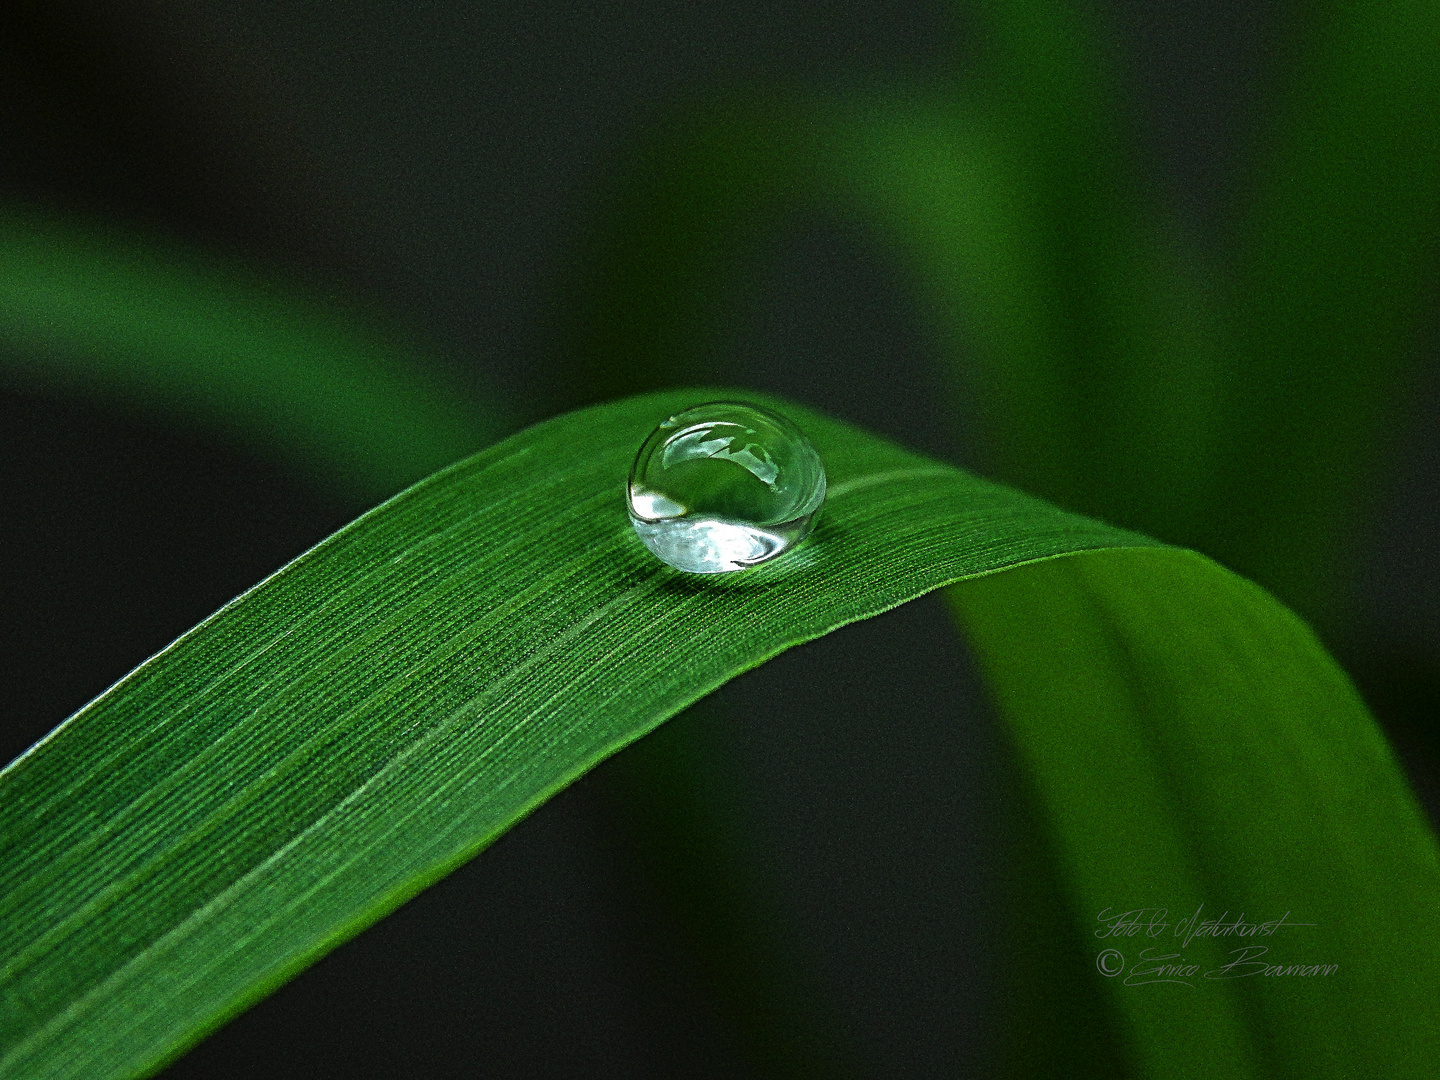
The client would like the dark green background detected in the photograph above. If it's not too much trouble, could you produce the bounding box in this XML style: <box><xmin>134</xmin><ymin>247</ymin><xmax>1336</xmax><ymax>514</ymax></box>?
<box><xmin>2</xmin><ymin>1</ymin><xmax>1435</xmax><ymax>1076</ymax></box>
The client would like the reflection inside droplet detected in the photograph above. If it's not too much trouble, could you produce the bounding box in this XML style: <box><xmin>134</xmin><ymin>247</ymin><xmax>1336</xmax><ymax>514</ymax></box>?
<box><xmin>627</xmin><ymin>401</ymin><xmax>826</xmax><ymax>573</ymax></box>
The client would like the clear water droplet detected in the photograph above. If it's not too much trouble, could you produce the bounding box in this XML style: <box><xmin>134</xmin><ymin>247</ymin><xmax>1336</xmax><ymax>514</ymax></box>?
<box><xmin>628</xmin><ymin>401</ymin><xmax>826</xmax><ymax>573</ymax></box>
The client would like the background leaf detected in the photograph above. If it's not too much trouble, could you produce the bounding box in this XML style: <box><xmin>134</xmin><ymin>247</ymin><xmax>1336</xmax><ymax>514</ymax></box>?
<box><xmin>1210</xmin><ymin>0</ymin><xmax>1440</xmax><ymax>627</ymax></box>
<box><xmin>0</xmin><ymin>209</ymin><xmax>497</xmax><ymax>499</ymax></box>
<box><xmin>952</xmin><ymin>555</ymin><xmax>1440</xmax><ymax>1079</ymax></box>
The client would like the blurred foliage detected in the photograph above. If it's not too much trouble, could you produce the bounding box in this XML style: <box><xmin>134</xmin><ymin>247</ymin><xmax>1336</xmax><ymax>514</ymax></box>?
<box><xmin>0</xmin><ymin>209</ymin><xmax>497</xmax><ymax>501</ymax></box>
<box><xmin>565</xmin><ymin>0</ymin><xmax>1440</xmax><ymax>635</ymax></box>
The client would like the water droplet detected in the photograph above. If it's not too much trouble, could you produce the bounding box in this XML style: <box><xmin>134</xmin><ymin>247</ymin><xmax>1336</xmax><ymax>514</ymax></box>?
<box><xmin>628</xmin><ymin>401</ymin><xmax>826</xmax><ymax>573</ymax></box>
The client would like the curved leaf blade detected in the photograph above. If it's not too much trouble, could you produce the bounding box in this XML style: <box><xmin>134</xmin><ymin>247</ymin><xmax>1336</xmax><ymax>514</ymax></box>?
<box><xmin>0</xmin><ymin>389</ymin><xmax>1434</xmax><ymax>1080</ymax></box>
<box><xmin>0</xmin><ymin>388</ymin><xmax>1153</xmax><ymax>1078</ymax></box>
<box><xmin>952</xmin><ymin>553</ymin><xmax>1440</xmax><ymax>1079</ymax></box>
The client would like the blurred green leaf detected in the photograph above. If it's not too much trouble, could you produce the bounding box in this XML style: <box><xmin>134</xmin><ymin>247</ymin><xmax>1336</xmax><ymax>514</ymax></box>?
<box><xmin>953</xmin><ymin>553</ymin><xmax>1440</xmax><ymax>1079</ymax></box>
<box><xmin>0</xmin><ymin>208</ymin><xmax>498</xmax><ymax>499</ymax></box>
<box><xmin>562</xmin><ymin>85</ymin><xmax>1216</xmax><ymax>544</ymax></box>
<box><xmin>565</xmin><ymin>0</ymin><xmax>1440</xmax><ymax>636</ymax></box>
<box><xmin>1211</xmin><ymin>0</ymin><xmax>1440</xmax><ymax>625</ymax></box>
<box><xmin>2</xmin><ymin>389</ymin><xmax>1434</xmax><ymax>1080</ymax></box>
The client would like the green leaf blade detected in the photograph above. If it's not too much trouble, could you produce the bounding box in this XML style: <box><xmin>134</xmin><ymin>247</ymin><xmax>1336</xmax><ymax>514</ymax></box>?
<box><xmin>0</xmin><ymin>389</ymin><xmax>1159</xmax><ymax>1079</ymax></box>
<box><xmin>953</xmin><ymin>551</ymin><xmax>1440</xmax><ymax>1079</ymax></box>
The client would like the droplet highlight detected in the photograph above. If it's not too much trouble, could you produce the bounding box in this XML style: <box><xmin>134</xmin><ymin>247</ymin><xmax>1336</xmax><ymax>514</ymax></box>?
<box><xmin>628</xmin><ymin>401</ymin><xmax>826</xmax><ymax>573</ymax></box>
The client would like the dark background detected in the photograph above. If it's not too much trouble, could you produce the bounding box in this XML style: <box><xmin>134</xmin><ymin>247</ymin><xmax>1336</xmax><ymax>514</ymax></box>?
<box><xmin>2</xmin><ymin>1</ymin><xmax>1435</xmax><ymax>1076</ymax></box>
